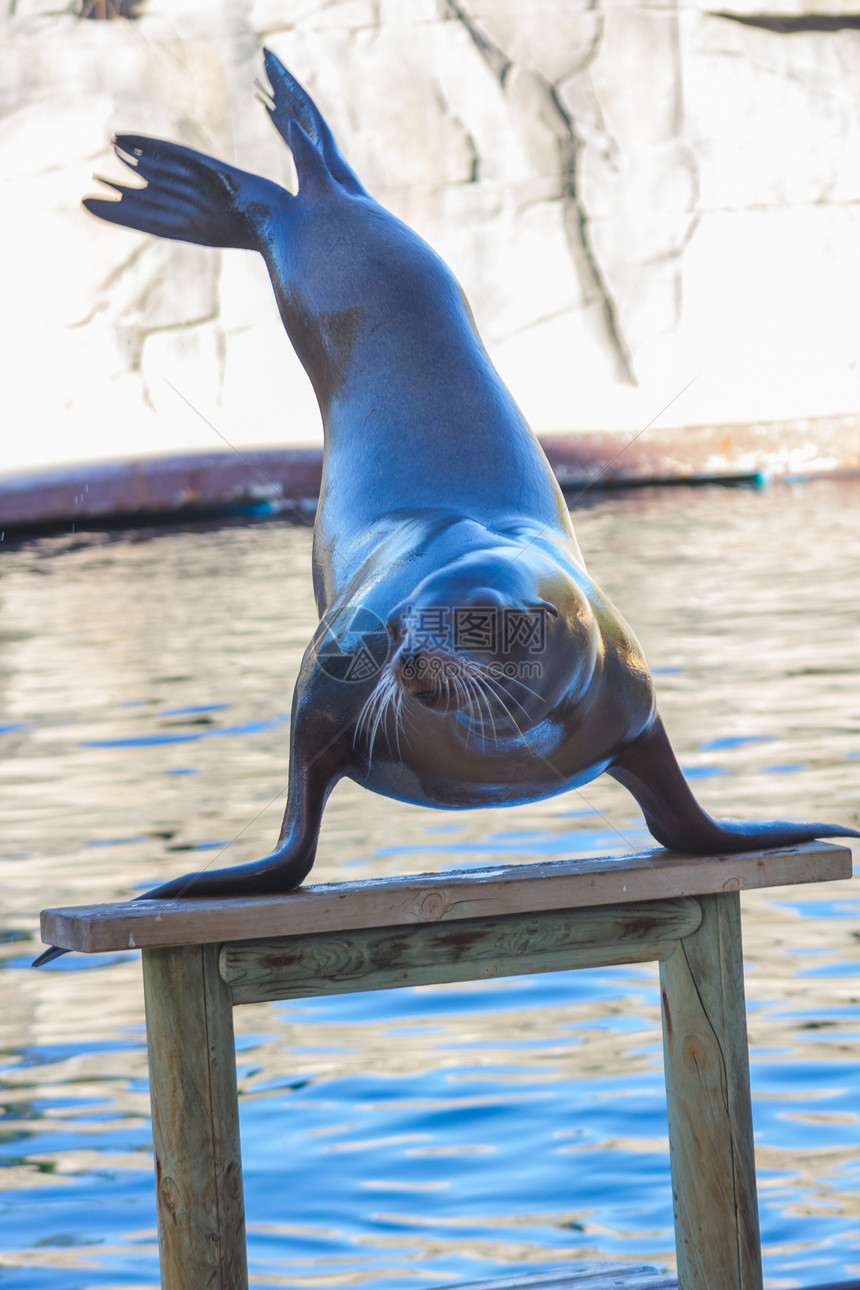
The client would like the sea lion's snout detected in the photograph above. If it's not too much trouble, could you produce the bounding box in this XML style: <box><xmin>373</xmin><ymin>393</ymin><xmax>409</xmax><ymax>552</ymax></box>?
<box><xmin>392</xmin><ymin>645</ymin><xmax>457</xmax><ymax>710</ymax></box>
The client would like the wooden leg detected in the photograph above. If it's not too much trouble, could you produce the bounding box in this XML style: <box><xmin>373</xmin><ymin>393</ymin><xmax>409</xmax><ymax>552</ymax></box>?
<box><xmin>142</xmin><ymin>944</ymin><xmax>248</xmax><ymax>1289</ymax></box>
<box><xmin>659</xmin><ymin>892</ymin><xmax>762</xmax><ymax>1290</ymax></box>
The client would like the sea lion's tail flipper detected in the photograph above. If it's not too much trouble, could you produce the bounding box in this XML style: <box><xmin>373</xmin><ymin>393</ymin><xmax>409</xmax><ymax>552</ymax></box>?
<box><xmin>261</xmin><ymin>48</ymin><xmax>365</xmax><ymax>195</ymax></box>
<box><xmin>609</xmin><ymin>715</ymin><xmax>860</xmax><ymax>853</ymax></box>
<box><xmin>83</xmin><ymin>136</ymin><xmax>288</xmax><ymax>250</ymax></box>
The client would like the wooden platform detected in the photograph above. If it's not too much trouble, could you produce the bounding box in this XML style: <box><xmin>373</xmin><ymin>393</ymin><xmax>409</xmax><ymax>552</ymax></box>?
<box><xmin>41</xmin><ymin>839</ymin><xmax>849</xmax><ymax>956</ymax></box>
<box><xmin>39</xmin><ymin>840</ymin><xmax>855</xmax><ymax>1290</ymax></box>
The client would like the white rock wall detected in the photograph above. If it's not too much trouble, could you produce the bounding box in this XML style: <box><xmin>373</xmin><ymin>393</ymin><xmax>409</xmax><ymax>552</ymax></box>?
<box><xmin>3</xmin><ymin>0</ymin><xmax>860</xmax><ymax>472</ymax></box>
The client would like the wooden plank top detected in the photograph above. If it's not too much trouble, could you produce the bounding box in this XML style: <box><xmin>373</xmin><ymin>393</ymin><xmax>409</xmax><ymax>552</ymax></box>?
<box><xmin>39</xmin><ymin>840</ymin><xmax>852</xmax><ymax>955</ymax></box>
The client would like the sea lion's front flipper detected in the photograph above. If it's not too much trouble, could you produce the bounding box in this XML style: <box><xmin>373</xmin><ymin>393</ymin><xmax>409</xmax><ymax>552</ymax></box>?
<box><xmin>33</xmin><ymin>756</ymin><xmax>332</xmax><ymax>961</ymax></box>
<box><xmin>261</xmin><ymin>48</ymin><xmax>365</xmax><ymax>195</ymax></box>
<box><xmin>609</xmin><ymin>715</ymin><xmax>860</xmax><ymax>853</ymax></box>
<box><xmin>83</xmin><ymin>136</ymin><xmax>289</xmax><ymax>250</ymax></box>
<box><xmin>141</xmin><ymin>708</ymin><xmax>347</xmax><ymax>899</ymax></box>
<box><xmin>33</xmin><ymin>784</ymin><xmax>323</xmax><ymax>958</ymax></box>
<box><xmin>34</xmin><ymin>697</ymin><xmax>347</xmax><ymax>965</ymax></box>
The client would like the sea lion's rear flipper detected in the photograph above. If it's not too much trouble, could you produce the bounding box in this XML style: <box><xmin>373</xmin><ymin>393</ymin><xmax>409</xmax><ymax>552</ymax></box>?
<box><xmin>83</xmin><ymin>136</ymin><xmax>288</xmax><ymax>250</ymax></box>
<box><xmin>609</xmin><ymin>715</ymin><xmax>860</xmax><ymax>853</ymax></box>
<box><xmin>261</xmin><ymin>48</ymin><xmax>365</xmax><ymax>195</ymax></box>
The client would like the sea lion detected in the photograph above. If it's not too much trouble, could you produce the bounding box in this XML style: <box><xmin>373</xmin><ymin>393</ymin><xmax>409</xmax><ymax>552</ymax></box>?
<box><xmin>35</xmin><ymin>51</ymin><xmax>858</xmax><ymax>956</ymax></box>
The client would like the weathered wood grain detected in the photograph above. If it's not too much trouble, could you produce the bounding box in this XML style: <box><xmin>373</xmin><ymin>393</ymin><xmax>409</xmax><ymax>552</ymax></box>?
<box><xmin>659</xmin><ymin>893</ymin><xmax>762</xmax><ymax>1290</ymax></box>
<box><xmin>142</xmin><ymin>944</ymin><xmax>248</xmax><ymax>1290</ymax></box>
<box><xmin>221</xmin><ymin>898</ymin><xmax>702</xmax><ymax>1005</ymax></box>
<box><xmin>39</xmin><ymin>840</ymin><xmax>852</xmax><ymax>954</ymax></box>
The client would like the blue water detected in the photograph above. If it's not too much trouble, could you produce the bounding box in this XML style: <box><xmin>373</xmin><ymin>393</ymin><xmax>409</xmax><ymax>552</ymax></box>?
<box><xmin>1</xmin><ymin>479</ymin><xmax>858</xmax><ymax>1288</ymax></box>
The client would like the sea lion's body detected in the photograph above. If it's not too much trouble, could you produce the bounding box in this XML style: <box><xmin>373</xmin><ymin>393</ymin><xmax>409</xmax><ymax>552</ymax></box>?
<box><xmin>45</xmin><ymin>51</ymin><xmax>856</xmax><ymax>917</ymax></box>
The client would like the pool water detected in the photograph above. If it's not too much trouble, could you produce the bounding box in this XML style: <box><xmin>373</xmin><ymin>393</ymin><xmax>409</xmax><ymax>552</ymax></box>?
<box><xmin>1</xmin><ymin>478</ymin><xmax>858</xmax><ymax>1289</ymax></box>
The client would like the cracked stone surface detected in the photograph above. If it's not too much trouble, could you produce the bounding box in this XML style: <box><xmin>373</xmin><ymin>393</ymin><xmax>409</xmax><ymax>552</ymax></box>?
<box><xmin>4</xmin><ymin>0</ymin><xmax>860</xmax><ymax>474</ymax></box>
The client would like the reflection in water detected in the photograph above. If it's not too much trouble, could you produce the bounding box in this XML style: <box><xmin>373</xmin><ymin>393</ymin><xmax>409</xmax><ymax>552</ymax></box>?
<box><xmin>0</xmin><ymin>480</ymin><xmax>858</xmax><ymax>1288</ymax></box>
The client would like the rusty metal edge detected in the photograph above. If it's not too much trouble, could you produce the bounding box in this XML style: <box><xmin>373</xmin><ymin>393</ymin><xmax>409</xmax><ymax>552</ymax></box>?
<box><xmin>3</xmin><ymin>416</ymin><xmax>860</xmax><ymax>531</ymax></box>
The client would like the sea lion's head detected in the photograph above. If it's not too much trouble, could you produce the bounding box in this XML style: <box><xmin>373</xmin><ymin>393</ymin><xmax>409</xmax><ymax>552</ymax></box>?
<box><xmin>385</xmin><ymin>548</ymin><xmax>600</xmax><ymax>736</ymax></box>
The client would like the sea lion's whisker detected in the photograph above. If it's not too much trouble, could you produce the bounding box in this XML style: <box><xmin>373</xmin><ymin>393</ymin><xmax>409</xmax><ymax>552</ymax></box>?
<box><xmin>452</xmin><ymin>672</ymin><xmax>478</xmax><ymax>744</ymax></box>
<box><xmin>370</xmin><ymin>675</ymin><xmax>397</xmax><ymax>761</ymax></box>
<box><xmin>461</xmin><ymin>670</ymin><xmax>494</xmax><ymax>746</ymax></box>
<box><xmin>355</xmin><ymin>672</ymin><xmax>398</xmax><ymax>765</ymax></box>
<box><xmin>456</xmin><ymin>662</ymin><xmax>501</xmax><ymax>729</ymax></box>
<box><xmin>461</xmin><ymin>673</ymin><xmax>486</xmax><ymax>744</ymax></box>
<box><xmin>354</xmin><ymin>681</ymin><xmax>382</xmax><ymax>749</ymax></box>
<box><xmin>465</xmin><ymin>662</ymin><xmax>533</xmax><ymax>724</ymax></box>
<box><xmin>480</xmin><ymin>664</ymin><xmax>546</xmax><ymax>705</ymax></box>
<box><xmin>439</xmin><ymin>669</ymin><xmax>453</xmax><ymax>718</ymax></box>
<box><xmin>475</xmin><ymin>674</ymin><xmax>502</xmax><ymax>745</ymax></box>
<box><xmin>353</xmin><ymin>695</ymin><xmax>371</xmax><ymax>745</ymax></box>
<box><xmin>471</xmin><ymin>672</ymin><xmax>527</xmax><ymax>740</ymax></box>
<box><xmin>392</xmin><ymin>685</ymin><xmax>406</xmax><ymax>759</ymax></box>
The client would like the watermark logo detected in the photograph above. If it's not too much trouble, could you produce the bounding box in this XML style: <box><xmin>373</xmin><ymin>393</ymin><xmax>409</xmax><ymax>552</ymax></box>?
<box><xmin>404</xmin><ymin>606</ymin><xmax>549</xmax><ymax>655</ymax></box>
<box><xmin>400</xmin><ymin>653</ymin><xmax>542</xmax><ymax>682</ymax></box>
<box><xmin>315</xmin><ymin>606</ymin><xmax>391</xmax><ymax>684</ymax></box>
<box><xmin>315</xmin><ymin>604</ymin><xmax>550</xmax><ymax>685</ymax></box>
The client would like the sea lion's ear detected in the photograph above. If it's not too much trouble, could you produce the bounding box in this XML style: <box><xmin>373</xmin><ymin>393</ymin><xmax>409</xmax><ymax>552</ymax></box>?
<box><xmin>262</xmin><ymin>49</ymin><xmax>366</xmax><ymax>196</ymax></box>
<box><xmin>530</xmin><ymin>600</ymin><xmax>559</xmax><ymax>618</ymax></box>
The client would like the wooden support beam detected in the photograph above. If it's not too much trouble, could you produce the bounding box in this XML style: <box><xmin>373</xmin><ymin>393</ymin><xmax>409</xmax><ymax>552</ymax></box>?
<box><xmin>221</xmin><ymin>897</ymin><xmax>702</xmax><ymax>1005</ymax></box>
<box><xmin>142</xmin><ymin>943</ymin><xmax>248</xmax><ymax>1290</ymax></box>
<box><xmin>659</xmin><ymin>893</ymin><xmax>762</xmax><ymax>1290</ymax></box>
